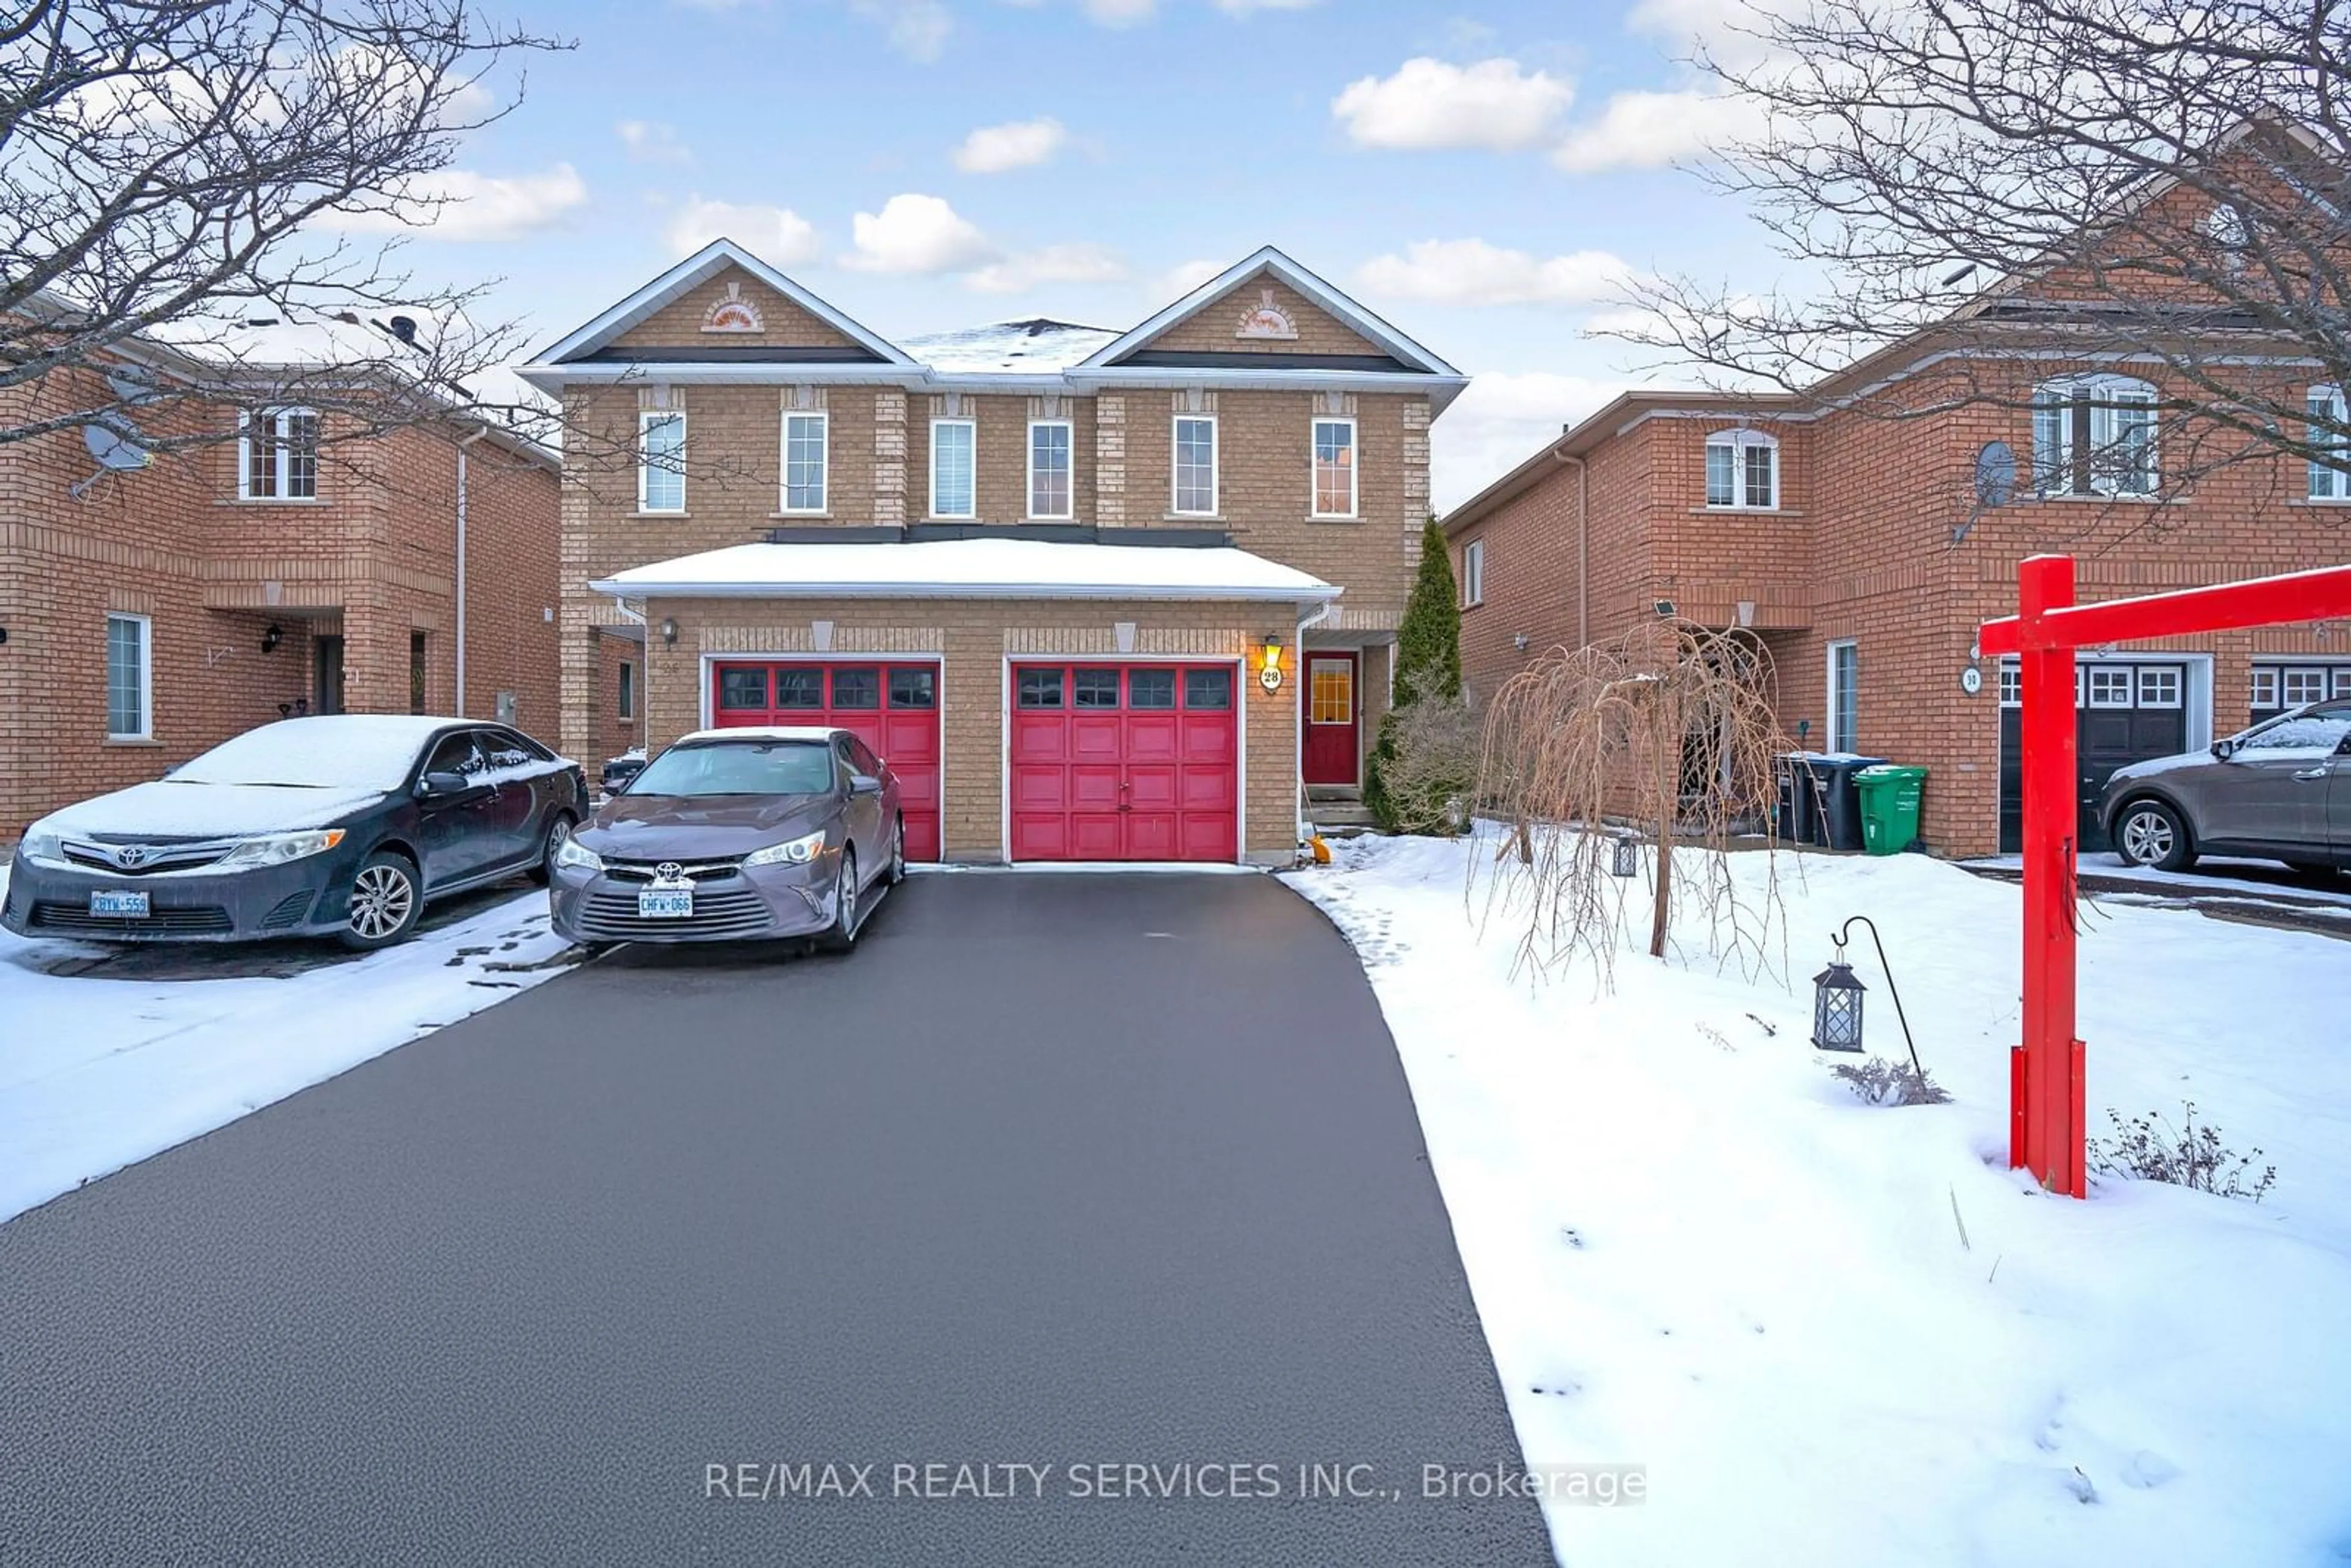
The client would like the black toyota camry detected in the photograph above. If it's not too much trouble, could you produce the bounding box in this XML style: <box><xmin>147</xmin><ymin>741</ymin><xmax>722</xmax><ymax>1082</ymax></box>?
<box><xmin>3</xmin><ymin>716</ymin><xmax>587</xmax><ymax>948</ymax></box>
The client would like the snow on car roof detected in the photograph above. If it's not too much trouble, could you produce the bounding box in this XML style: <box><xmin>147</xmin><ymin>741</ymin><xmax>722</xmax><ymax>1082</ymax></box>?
<box><xmin>170</xmin><ymin>715</ymin><xmax>467</xmax><ymax>791</ymax></box>
<box><xmin>899</xmin><ymin>319</ymin><xmax>1121</xmax><ymax>374</ymax></box>
<box><xmin>675</xmin><ymin>726</ymin><xmax>842</xmax><ymax>745</ymax></box>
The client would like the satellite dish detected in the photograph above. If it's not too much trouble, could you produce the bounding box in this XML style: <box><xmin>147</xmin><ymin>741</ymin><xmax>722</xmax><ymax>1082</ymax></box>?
<box><xmin>82</xmin><ymin>423</ymin><xmax>150</xmax><ymax>471</ymax></box>
<box><xmin>1974</xmin><ymin>441</ymin><xmax>2017</xmax><ymax>509</ymax></box>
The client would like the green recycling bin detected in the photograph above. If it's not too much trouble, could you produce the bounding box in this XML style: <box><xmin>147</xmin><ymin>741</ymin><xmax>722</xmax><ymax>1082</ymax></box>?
<box><xmin>1854</xmin><ymin>765</ymin><xmax>1927</xmax><ymax>856</ymax></box>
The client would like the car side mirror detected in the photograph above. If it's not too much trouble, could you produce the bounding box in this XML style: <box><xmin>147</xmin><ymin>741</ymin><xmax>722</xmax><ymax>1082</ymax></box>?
<box><xmin>418</xmin><ymin>769</ymin><xmax>470</xmax><ymax>796</ymax></box>
<box><xmin>850</xmin><ymin>773</ymin><xmax>883</xmax><ymax>796</ymax></box>
<box><xmin>2211</xmin><ymin>738</ymin><xmax>2236</xmax><ymax>760</ymax></box>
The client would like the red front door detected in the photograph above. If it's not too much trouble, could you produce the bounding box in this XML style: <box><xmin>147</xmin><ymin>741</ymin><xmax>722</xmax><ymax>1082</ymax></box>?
<box><xmin>1009</xmin><ymin>663</ymin><xmax>1238</xmax><ymax>862</ymax></box>
<box><xmin>1301</xmin><ymin>651</ymin><xmax>1360</xmax><ymax>787</ymax></box>
<box><xmin>708</xmin><ymin>661</ymin><xmax>942</xmax><ymax>861</ymax></box>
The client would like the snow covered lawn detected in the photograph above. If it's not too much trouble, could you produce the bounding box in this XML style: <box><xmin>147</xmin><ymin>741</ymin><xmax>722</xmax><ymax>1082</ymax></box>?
<box><xmin>1287</xmin><ymin>833</ymin><xmax>2351</xmax><ymax>1567</ymax></box>
<box><xmin>0</xmin><ymin>866</ymin><xmax>579</xmax><ymax>1225</ymax></box>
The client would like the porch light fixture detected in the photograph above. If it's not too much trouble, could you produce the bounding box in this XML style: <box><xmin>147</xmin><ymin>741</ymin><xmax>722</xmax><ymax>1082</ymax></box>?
<box><xmin>260</xmin><ymin>622</ymin><xmax>282</xmax><ymax>655</ymax></box>
<box><xmin>659</xmin><ymin>617</ymin><xmax>678</xmax><ymax>646</ymax></box>
<box><xmin>1810</xmin><ymin>915</ymin><xmax>1927</xmax><ymax>1077</ymax></box>
<box><xmin>1652</xmin><ymin>599</ymin><xmax>1676</xmax><ymax>618</ymax></box>
<box><xmin>1258</xmin><ymin>635</ymin><xmax>1284</xmax><ymax>692</ymax></box>
<box><xmin>1610</xmin><ymin>835</ymin><xmax>1640</xmax><ymax>877</ymax></box>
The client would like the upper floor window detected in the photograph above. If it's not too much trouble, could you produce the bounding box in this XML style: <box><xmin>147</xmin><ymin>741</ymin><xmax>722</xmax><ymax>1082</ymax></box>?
<box><xmin>1173</xmin><ymin>416</ymin><xmax>1217</xmax><ymax>515</ymax></box>
<box><xmin>1029</xmin><ymin>419</ymin><xmax>1073</xmax><ymax>519</ymax></box>
<box><xmin>2033</xmin><ymin>374</ymin><xmax>2156</xmax><ymax>497</ymax></box>
<box><xmin>1311</xmin><ymin>417</ymin><xmax>1357</xmax><ymax>517</ymax></box>
<box><xmin>639</xmin><ymin>410</ymin><xmax>686</xmax><ymax>513</ymax></box>
<box><xmin>107</xmin><ymin>612</ymin><xmax>151</xmax><ymax>739</ymax></box>
<box><xmin>931</xmin><ymin>418</ymin><xmax>975</xmax><ymax>519</ymax></box>
<box><xmin>781</xmin><ymin>411</ymin><xmax>828</xmax><ymax>514</ymax></box>
<box><xmin>1460</xmin><ymin>538</ymin><xmax>1485</xmax><ymax>607</ymax></box>
<box><xmin>2307</xmin><ymin>385</ymin><xmax>2349</xmax><ymax>500</ymax></box>
<box><xmin>239</xmin><ymin>408</ymin><xmax>318</xmax><ymax>500</ymax></box>
<box><xmin>1704</xmin><ymin>427</ymin><xmax>1776</xmax><ymax>509</ymax></box>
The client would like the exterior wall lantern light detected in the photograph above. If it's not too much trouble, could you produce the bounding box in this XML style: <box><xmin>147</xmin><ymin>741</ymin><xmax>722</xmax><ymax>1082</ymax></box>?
<box><xmin>659</xmin><ymin>617</ymin><xmax>678</xmax><ymax>646</ymax></box>
<box><xmin>1258</xmin><ymin>635</ymin><xmax>1284</xmax><ymax>692</ymax></box>
<box><xmin>260</xmin><ymin>622</ymin><xmax>282</xmax><ymax>655</ymax></box>
<box><xmin>1811</xmin><ymin>915</ymin><xmax>1926</xmax><ymax>1078</ymax></box>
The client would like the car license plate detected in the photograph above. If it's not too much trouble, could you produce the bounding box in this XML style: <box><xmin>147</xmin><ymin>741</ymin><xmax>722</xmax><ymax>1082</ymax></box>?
<box><xmin>638</xmin><ymin>889</ymin><xmax>693</xmax><ymax>919</ymax></box>
<box><xmin>89</xmin><ymin>889</ymin><xmax>149</xmax><ymax>918</ymax></box>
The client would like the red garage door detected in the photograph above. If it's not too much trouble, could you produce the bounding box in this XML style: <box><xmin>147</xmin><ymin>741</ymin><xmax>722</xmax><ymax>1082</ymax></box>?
<box><xmin>710</xmin><ymin>661</ymin><xmax>942</xmax><ymax>863</ymax></box>
<box><xmin>1009</xmin><ymin>662</ymin><xmax>1239</xmax><ymax>863</ymax></box>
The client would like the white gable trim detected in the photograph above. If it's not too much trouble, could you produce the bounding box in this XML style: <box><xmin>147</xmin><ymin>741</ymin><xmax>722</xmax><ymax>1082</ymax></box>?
<box><xmin>528</xmin><ymin>238</ymin><xmax>917</xmax><ymax>369</ymax></box>
<box><xmin>1078</xmin><ymin>246</ymin><xmax>1463</xmax><ymax>380</ymax></box>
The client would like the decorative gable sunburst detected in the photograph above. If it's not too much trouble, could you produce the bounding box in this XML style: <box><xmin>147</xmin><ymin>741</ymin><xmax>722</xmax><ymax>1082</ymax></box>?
<box><xmin>701</xmin><ymin>282</ymin><xmax>765</xmax><ymax>334</ymax></box>
<box><xmin>1234</xmin><ymin>287</ymin><xmax>1297</xmax><ymax>341</ymax></box>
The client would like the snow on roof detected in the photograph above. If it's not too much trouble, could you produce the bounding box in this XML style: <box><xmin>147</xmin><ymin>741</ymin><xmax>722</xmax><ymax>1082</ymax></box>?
<box><xmin>170</xmin><ymin>715</ymin><xmax>464</xmax><ymax>791</ymax></box>
<box><xmin>675</xmin><ymin>726</ymin><xmax>842</xmax><ymax>745</ymax></box>
<box><xmin>899</xmin><ymin>320</ymin><xmax>1122</xmax><ymax>375</ymax></box>
<box><xmin>590</xmin><ymin>537</ymin><xmax>1340</xmax><ymax>604</ymax></box>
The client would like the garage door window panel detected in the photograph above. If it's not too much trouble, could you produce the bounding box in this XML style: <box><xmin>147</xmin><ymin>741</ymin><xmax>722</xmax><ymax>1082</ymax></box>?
<box><xmin>1074</xmin><ymin>669</ymin><xmax>1122</xmax><ymax>708</ymax></box>
<box><xmin>1019</xmin><ymin>669</ymin><xmax>1065</xmax><ymax>708</ymax></box>
<box><xmin>890</xmin><ymin>669</ymin><xmax>935</xmax><ymax>709</ymax></box>
<box><xmin>1128</xmin><ymin>669</ymin><xmax>1176</xmax><ymax>708</ymax></box>
<box><xmin>830</xmin><ymin>667</ymin><xmax>880</xmax><ymax>710</ymax></box>
<box><xmin>1185</xmin><ymin>668</ymin><xmax>1232</xmax><ymax>710</ymax></box>
<box><xmin>772</xmin><ymin>669</ymin><xmax>825</xmax><ymax>709</ymax></box>
<box><xmin>718</xmin><ymin>668</ymin><xmax>770</xmax><ymax>712</ymax></box>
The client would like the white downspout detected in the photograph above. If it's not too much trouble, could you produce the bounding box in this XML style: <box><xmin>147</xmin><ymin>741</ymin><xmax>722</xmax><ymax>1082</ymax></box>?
<box><xmin>454</xmin><ymin>427</ymin><xmax>489</xmax><ymax>716</ymax></box>
<box><xmin>1294</xmin><ymin>595</ymin><xmax>1339</xmax><ymax>849</ymax></box>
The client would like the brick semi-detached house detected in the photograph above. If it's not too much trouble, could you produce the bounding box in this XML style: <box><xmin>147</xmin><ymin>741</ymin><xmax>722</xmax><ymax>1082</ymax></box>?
<box><xmin>519</xmin><ymin>242</ymin><xmax>1463</xmax><ymax>865</ymax></box>
<box><xmin>0</xmin><ymin>320</ymin><xmax>561</xmax><ymax>842</ymax></box>
<box><xmin>1446</xmin><ymin>271</ymin><xmax>2351</xmax><ymax>860</ymax></box>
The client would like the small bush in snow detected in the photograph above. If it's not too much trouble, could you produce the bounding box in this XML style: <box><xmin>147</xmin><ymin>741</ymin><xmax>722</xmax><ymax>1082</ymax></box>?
<box><xmin>1829</xmin><ymin>1056</ymin><xmax>1952</xmax><ymax>1106</ymax></box>
<box><xmin>2091</xmin><ymin>1103</ymin><xmax>2277</xmax><ymax>1202</ymax></box>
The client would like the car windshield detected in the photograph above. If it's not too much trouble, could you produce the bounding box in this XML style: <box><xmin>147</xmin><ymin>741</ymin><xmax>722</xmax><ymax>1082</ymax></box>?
<box><xmin>627</xmin><ymin>740</ymin><xmax>834</xmax><ymax>797</ymax></box>
<box><xmin>168</xmin><ymin>717</ymin><xmax>435</xmax><ymax>790</ymax></box>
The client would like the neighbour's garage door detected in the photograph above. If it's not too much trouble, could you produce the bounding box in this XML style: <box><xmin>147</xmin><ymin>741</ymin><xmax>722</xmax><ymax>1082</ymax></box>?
<box><xmin>710</xmin><ymin>661</ymin><xmax>942</xmax><ymax>863</ymax></box>
<box><xmin>1009</xmin><ymin>662</ymin><xmax>1239</xmax><ymax>862</ymax></box>
<box><xmin>1998</xmin><ymin>660</ymin><xmax>2188</xmax><ymax>855</ymax></box>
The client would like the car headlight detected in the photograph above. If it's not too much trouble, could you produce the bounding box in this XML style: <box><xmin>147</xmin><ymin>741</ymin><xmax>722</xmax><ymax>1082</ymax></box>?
<box><xmin>17</xmin><ymin>828</ymin><xmax>67</xmax><ymax>868</ymax></box>
<box><xmin>743</xmin><ymin>830</ymin><xmax>827</xmax><ymax>868</ymax></box>
<box><xmin>214</xmin><ymin>829</ymin><xmax>347</xmax><ymax>869</ymax></box>
<box><xmin>553</xmin><ymin>836</ymin><xmax>604</xmax><ymax>873</ymax></box>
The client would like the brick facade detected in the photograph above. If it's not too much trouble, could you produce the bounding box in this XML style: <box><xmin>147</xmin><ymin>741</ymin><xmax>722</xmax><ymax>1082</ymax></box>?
<box><xmin>1449</xmin><ymin>363</ymin><xmax>2351</xmax><ymax>859</ymax></box>
<box><xmin>531</xmin><ymin>245</ymin><xmax>1458</xmax><ymax>863</ymax></box>
<box><xmin>0</xmin><ymin>364</ymin><xmax>560</xmax><ymax>841</ymax></box>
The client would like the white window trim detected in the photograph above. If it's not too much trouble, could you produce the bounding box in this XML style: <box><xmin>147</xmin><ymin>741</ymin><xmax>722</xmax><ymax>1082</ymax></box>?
<box><xmin>1825</xmin><ymin>639</ymin><xmax>1859</xmax><ymax>754</ymax></box>
<box><xmin>638</xmin><ymin>409</ymin><xmax>687</xmax><ymax>514</ymax></box>
<box><xmin>2033</xmin><ymin>373</ymin><xmax>2159</xmax><ymax>498</ymax></box>
<box><xmin>779</xmin><ymin>410</ymin><xmax>830</xmax><ymax>515</ymax></box>
<box><xmin>1171</xmin><ymin>414</ymin><xmax>1218</xmax><ymax>517</ymax></box>
<box><xmin>238</xmin><ymin>407</ymin><xmax>320</xmax><ymax>501</ymax></box>
<box><xmin>2306</xmin><ymin>384</ymin><xmax>2349</xmax><ymax>500</ymax></box>
<box><xmin>929</xmin><ymin>416</ymin><xmax>977</xmax><ymax>520</ymax></box>
<box><xmin>618</xmin><ymin>660</ymin><xmax>636</xmax><ymax>721</ymax></box>
<box><xmin>1703</xmin><ymin>427</ymin><xmax>1779</xmax><ymax>510</ymax></box>
<box><xmin>1460</xmin><ymin>539</ymin><xmax>1484</xmax><ymax>607</ymax></box>
<box><xmin>1027</xmin><ymin>418</ymin><xmax>1074</xmax><ymax>521</ymax></box>
<box><xmin>106</xmin><ymin>612</ymin><xmax>152</xmax><ymax>740</ymax></box>
<box><xmin>1310</xmin><ymin>416</ymin><xmax>1359</xmax><ymax>519</ymax></box>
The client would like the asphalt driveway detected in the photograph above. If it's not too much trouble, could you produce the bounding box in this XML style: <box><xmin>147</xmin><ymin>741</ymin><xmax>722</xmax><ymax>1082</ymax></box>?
<box><xmin>0</xmin><ymin>871</ymin><xmax>1551</xmax><ymax>1567</ymax></box>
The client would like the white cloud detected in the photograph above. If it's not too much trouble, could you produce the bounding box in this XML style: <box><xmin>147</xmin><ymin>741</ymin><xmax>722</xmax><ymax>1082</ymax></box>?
<box><xmin>1081</xmin><ymin>0</ymin><xmax>1157</xmax><ymax>22</ymax></box>
<box><xmin>966</xmin><ymin>243</ymin><xmax>1129</xmax><ymax>294</ymax></box>
<box><xmin>844</xmin><ymin>193</ymin><xmax>997</xmax><ymax>274</ymax></box>
<box><xmin>616</xmin><ymin>119</ymin><xmax>692</xmax><ymax>165</ymax></box>
<box><xmin>333</xmin><ymin>164</ymin><xmax>587</xmax><ymax>242</ymax></box>
<box><xmin>852</xmin><ymin>0</ymin><xmax>953</xmax><ymax>59</ymax></box>
<box><xmin>1157</xmin><ymin>257</ymin><xmax>1229</xmax><ymax>299</ymax></box>
<box><xmin>954</xmin><ymin>116</ymin><xmax>1068</xmax><ymax>174</ymax></box>
<box><xmin>662</xmin><ymin>197</ymin><xmax>822</xmax><ymax>263</ymax></box>
<box><xmin>1331</xmin><ymin>57</ymin><xmax>1572</xmax><ymax>152</ymax></box>
<box><xmin>1355</xmin><ymin>239</ymin><xmax>1633</xmax><ymax>308</ymax></box>
<box><xmin>1552</xmin><ymin>88</ymin><xmax>1766</xmax><ymax>173</ymax></box>
<box><xmin>1431</xmin><ymin>370</ymin><xmax>1623</xmax><ymax>513</ymax></box>
<box><xmin>1216</xmin><ymin>0</ymin><xmax>1320</xmax><ymax>10</ymax></box>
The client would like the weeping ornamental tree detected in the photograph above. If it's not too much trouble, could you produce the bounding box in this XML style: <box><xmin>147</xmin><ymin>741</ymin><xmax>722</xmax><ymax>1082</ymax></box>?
<box><xmin>1364</xmin><ymin>517</ymin><xmax>1466</xmax><ymax>832</ymax></box>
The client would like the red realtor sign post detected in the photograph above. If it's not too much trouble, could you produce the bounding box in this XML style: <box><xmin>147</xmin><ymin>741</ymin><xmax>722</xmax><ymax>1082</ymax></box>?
<box><xmin>1979</xmin><ymin>555</ymin><xmax>2351</xmax><ymax>1197</ymax></box>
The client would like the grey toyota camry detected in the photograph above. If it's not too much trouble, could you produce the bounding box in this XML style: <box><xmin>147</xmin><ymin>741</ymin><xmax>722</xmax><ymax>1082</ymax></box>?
<box><xmin>549</xmin><ymin>727</ymin><xmax>905</xmax><ymax>950</ymax></box>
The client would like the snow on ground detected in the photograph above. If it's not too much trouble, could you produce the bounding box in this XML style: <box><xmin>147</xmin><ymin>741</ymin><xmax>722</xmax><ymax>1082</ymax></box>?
<box><xmin>0</xmin><ymin>865</ymin><xmax>577</xmax><ymax>1225</ymax></box>
<box><xmin>1286</xmin><ymin>833</ymin><xmax>2351</xmax><ymax>1568</ymax></box>
<box><xmin>1968</xmin><ymin>851</ymin><xmax>2351</xmax><ymax>909</ymax></box>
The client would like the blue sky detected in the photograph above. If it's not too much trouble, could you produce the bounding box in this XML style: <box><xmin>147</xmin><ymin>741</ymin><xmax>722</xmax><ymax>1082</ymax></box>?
<box><xmin>389</xmin><ymin>0</ymin><xmax>1768</xmax><ymax>507</ymax></box>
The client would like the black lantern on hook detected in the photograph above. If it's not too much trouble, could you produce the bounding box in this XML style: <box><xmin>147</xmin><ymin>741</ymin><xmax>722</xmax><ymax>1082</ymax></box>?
<box><xmin>1810</xmin><ymin>940</ymin><xmax>1867</xmax><ymax>1052</ymax></box>
<box><xmin>260</xmin><ymin>622</ymin><xmax>282</xmax><ymax>655</ymax></box>
<box><xmin>1610</xmin><ymin>835</ymin><xmax>1640</xmax><ymax>877</ymax></box>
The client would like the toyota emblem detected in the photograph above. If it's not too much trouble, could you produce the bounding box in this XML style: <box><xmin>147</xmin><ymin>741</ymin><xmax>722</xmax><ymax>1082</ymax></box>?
<box><xmin>114</xmin><ymin>845</ymin><xmax>149</xmax><ymax>868</ymax></box>
<box><xmin>656</xmin><ymin>861</ymin><xmax>684</xmax><ymax>882</ymax></box>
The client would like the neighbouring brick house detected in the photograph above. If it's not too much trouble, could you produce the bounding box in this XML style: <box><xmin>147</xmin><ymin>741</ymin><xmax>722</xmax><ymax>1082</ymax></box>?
<box><xmin>520</xmin><ymin>242</ymin><xmax>1463</xmax><ymax>865</ymax></box>
<box><xmin>0</xmin><ymin>323</ymin><xmax>561</xmax><ymax>842</ymax></box>
<box><xmin>1447</xmin><ymin>280</ymin><xmax>2351</xmax><ymax>861</ymax></box>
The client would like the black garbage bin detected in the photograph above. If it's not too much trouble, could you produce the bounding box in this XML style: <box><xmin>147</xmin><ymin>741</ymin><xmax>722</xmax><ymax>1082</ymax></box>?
<box><xmin>1812</xmin><ymin>755</ymin><xmax>1888</xmax><ymax>851</ymax></box>
<box><xmin>1775</xmin><ymin>753</ymin><xmax>1825</xmax><ymax>846</ymax></box>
